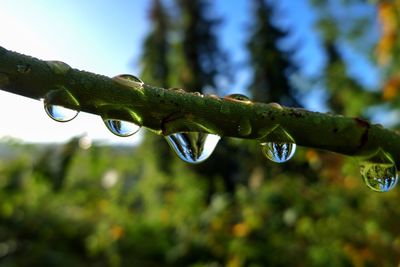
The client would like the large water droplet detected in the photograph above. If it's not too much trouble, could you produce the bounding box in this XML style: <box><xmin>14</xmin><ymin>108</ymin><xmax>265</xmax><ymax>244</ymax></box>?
<box><xmin>206</xmin><ymin>94</ymin><xmax>220</xmax><ymax>100</ymax></box>
<box><xmin>46</xmin><ymin>60</ymin><xmax>71</xmax><ymax>75</ymax></box>
<box><xmin>269</xmin><ymin>102</ymin><xmax>283</xmax><ymax>109</ymax></box>
<box><xmin>103</xmin><ymin>119</ymin><xmax>141</xmax><ymax>137</ymax></box>
<box><xmin>360</xmin><ymin>162</ymin><xmax>398</xmax><ymax>192</ymax></box>
<box><xmin>44</xmin><ymin>102</ymin><xmax>79</xmax><ymax>122</ymax></box>
<box><xmin>113</xmin><ymin>74</ymin><xmax>144</xmax><ymax>86</ymax></box>
<box><xmin>165</xmin><ymin>132</ymin><xmax>220</xmax><ymax>164</ymax></box>
<box><xmin>261</xmin><ymin>142</ymin><xmax>296</xmax><ymax>163</ymax></box>
<box><xmin>224</xmin><ymin>94</ymin><xmax>252</xmax><ymax>103</ymax></box>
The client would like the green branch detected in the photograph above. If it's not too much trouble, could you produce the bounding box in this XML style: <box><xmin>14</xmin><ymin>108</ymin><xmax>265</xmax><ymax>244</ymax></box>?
<box><xmin>0</xmin><ymin>46</ymin><xmax>399</xmax><ymax>166</ymax></box>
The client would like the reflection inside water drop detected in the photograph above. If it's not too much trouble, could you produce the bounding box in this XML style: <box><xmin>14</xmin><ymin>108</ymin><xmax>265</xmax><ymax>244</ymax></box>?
<box><xmin>165</xmin><ymin>132</ymin><xmax>220</xmax><ymax>164</ymax></box>
<box><xmin>44</xmin><ymin>102</ymin><xmax>79</xmax><ymax>122</ymax></box>
<box><xmin>103</xmin><ymin>119</ymin><xmax>141</xmax><ymax>137</ymax></box>
<box><xmin>261</xmin><ymin>142</ymin><xmax>296</xmax><ymax>163</ymax></box>
<box><xmin>360</xmin><ymin>162</ymin><xmax>398</xmax><ymax>192</ymax></box>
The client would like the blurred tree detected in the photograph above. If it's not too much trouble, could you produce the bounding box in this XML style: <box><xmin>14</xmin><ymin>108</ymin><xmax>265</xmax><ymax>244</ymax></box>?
<box><xmin>375</xmin><ymin>1</ymin><xmax>400</xmax><ymax>116</ymax></box>
<box><xmin>139</xmin><ymin>0</ymin><xmax>170</xmax><ymax>88</ymax></box>
<box><xmin>247</xmin><ymin>0</ymin><xmax>301</xmax><ymax>107</ymax></box>
<box><xmin>34</xmin><ymin>137</ymin><xmax>81</xmax><ymax>191</ymax></box>
<box><xmin>305</xmin><ymin>0</ymin><xmax>383</xmax><ymax>200</ymax></box>
<box><xmin>324</xmin><ymin>41</ymin><xmax>379</xmax><ymax>116</ymax></box>
<box><xmin>139</xmin><ymin>0</ymin><xmax>175</xmax><ymax>173</ymax></box>
<box><xmin>174</xmin><ymin>0</ymin><xmax>229</xmax><ymax>93</ymax></box>
<box><xmin>312</xmin><ymin>0</ymin><xmax>381</xmax><ymax>116</ymax></box>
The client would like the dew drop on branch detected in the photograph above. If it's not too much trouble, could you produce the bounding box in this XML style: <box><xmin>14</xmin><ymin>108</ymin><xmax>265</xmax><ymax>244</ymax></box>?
<box><xmin>168</xmin><ymin>87</ymin><xmax>185</xmax><ymax>93</ymax></box>
<box><xmin>46</xmin><ymin>61</ymin><xmax>71</xmax><ymax>75</ymax></box>
<box><xmin>103</xmin><ymin>119</ymin><xmax>141</xmax><ymax>137</ymax></box>
<box><xmin>113</xmin><ymin>74</ymin><xmax>144</xmax><ymax>87</ymax></box>
<box><xmin>44</xmin><ymin>103</ymin><xmax>79</xmax><ymax>122</ymax></box>
<box><xmin>224</xmin><ymin>94</ymin><xmax>252</xmax><ymax>103</ymax></box>
<box><xmin>261</xmin><ymin>142</ymin><xmax>296</xmax><ymax>163</ymax></box>
<box><xmin>360</xmin><ymin>162</ymin><xmax>398</xmax><ymax>192</ymax></box>
<box><xmin>165</xmin><ymin>132</ymin><xmax>220</xmax><ymax>164</ymax></box>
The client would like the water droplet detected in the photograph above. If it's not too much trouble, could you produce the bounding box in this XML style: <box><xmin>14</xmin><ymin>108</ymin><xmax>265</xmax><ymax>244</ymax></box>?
<box><xmin>261</xmin><ymin>142</ymin><xmax>296</xmax><ymax>163</ymax></box>
<box><xmin>16</xmin><ymin>64</ymin><xmax>31</xmax><ymax>73</ymax></box>
<box><xmin>168</xmin><ymin>87</ymin><xmax>185</xmax><ymax>93</ymax></box>
<box><xmin>224</xmin><ymin>94</ymin><xmax>251</xmax><ymax>103</ymax></box>
<box><xmin>192</xmin><ymin>92</ymin><xmax>203</xmax><ymax>97</ymax></box>
<box><xmin>44</xmin><ymin>103</ymin><xmax>79</xmax><ymax>122</ymax></box>
<box><xmin>103</xmin><ymin>119</ymin><xmax>141</xmax><ymax>137</ymax></box>
<box><xmin>165</xmin><ymin>132</ymin><xmax>220</xmax><ymax>164</ymax></box>
<box><xmin>46</xmin><ymin>60</ymin><xmax>71</xmax><ymax>74</ymax></box>
<box><xmin>113</xmin><ymin>74</ymin><xmax>144</xmax><ymax>86</ymax></box>
<box><xmin>360</xmin><ymin>162</ymin><xmax>398</xmax><ymax>192</ymax></box>
<box><xmin>269</xmin><ymin>102</ymin><xmax>283</xmax><ymax>109</ymax></box>
<box><xmin>206</xmin><ymin>94</ymin><xmax>220</xmax><ymax>100</ymax></box>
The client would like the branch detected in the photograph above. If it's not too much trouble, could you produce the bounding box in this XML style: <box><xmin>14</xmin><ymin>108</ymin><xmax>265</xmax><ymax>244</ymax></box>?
<box><xmin>0</xmin><ymin>46</ymin><xmax>399</xmax><ymax>166</ymax></box>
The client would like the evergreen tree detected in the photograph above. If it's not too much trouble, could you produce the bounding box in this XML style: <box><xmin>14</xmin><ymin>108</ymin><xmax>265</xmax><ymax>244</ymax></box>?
<box><xmin>139</xmin><ymin>0</ymin><xmax>174</xmax><ymax>172</ymax></box>
<box><xmin>312</xmin><ymin>0</ymin><xmax>381</xmax><ymax>116</ymax></box>
<box><xmin>175</xmin><ymin>0</ymin><xmax>227</xmax><ymax>93</ymax></box>
<box><xmin>324</xmin><ymin>42</ymin><xmax>379</xmax><ymax>116</ymax></box>
<box><xmin>247</xmin><ymin>0</ymin><xmax>301</xmax><ymax>106</ymax></box>
<box><xmin>140</xmin><ymin>0</ymin><xmax>170</xmax><ymax>88</ymax></box>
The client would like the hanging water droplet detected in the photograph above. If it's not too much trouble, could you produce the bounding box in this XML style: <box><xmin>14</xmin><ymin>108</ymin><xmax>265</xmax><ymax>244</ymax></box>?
<box><xmin>360</xmin><ymin>162</ymin><xmax>398</xmax><ymax>192</ymax></box>
<box><xmin>165</xmin><ymin>132</ymin><xmax>220</xmax><ymax>164</ymax></box>
<box><xmin>261</xmin><ymin>142</ymin><xmax>296</xmax><ymax>163</ymax></box>
<box><xmin>113</xmin><ymin>74</ymin><xmax>144</xmax><ymax>86</ymax></box>
<box><xmin>192</xmin><ymin>92</ymin><xmax>203</xmax><ymax>97</ymax></box>
<box><xmin>103</xmin><ymin>119</ymin><xmax>141</xmax><ymax>137</ymax></box>
<box><xmin>206</xmin><ymin>94</ymin><xmax>220</xmax><ymax>100</ymax></box>
<box><xmin>224</xmin><ymin>94</ymin><xmax>251</xmax><ymax>103</ymax></box>
<box><xmin>44</xmin><ymin>102</ymin><xmax>79</xmax><ymax>122</ymax></box>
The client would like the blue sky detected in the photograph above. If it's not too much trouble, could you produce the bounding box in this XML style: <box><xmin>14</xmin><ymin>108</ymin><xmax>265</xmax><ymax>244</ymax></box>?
<box><xmin>0</xmin><ymin>0</ymin><xmax>380</xmax><ymax>143</ymax></box>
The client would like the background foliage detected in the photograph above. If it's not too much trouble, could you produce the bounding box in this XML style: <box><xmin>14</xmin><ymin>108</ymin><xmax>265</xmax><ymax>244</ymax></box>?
<box><xmin>1</xmin><ymin>0</ymin><xmax>400</xmax><ymax>266</ymax></box>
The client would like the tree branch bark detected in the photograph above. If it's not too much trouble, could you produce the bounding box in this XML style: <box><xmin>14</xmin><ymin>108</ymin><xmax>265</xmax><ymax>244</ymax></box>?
<box><xmin>0</xmin><ymin>46</ymin><xmax>399</xmax><ymax>166</ymax></box>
